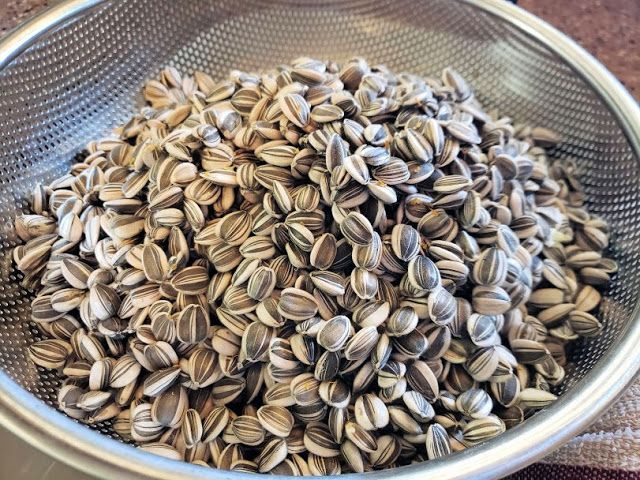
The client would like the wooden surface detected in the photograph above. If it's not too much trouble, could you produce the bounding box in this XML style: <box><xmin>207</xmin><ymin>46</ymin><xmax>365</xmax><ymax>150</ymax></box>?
<box><xmin>1</xmin><ymin>0</ymin><xmax>638</xmax><ymax>98</ymax></box>
<box><xmin>519</xmin><ymin>0</ymin><xmax>639</xmax><ymax>98</ymax></box>
<box><xmin>0</xmin><ymin>0</ymin><xmax>51</xmax><ymax>36</ymax></box>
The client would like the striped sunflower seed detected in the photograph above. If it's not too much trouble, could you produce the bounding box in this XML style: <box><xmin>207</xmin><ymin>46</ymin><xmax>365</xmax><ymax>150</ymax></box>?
<box><xmin>369</xmin><ymin>434</ymin><xmax>401</xmax><ymax>467</ymax></box>
<box><xmin>354</xmin><ymin>393</ymin><xmax>389</xmax><ymax>431</ymax></box>
<box><xmin>387</xmin><ymin>307</ymin><xmax>419</xmax><ymax>337</ymax></box>
<box><xmin>518</xmin><ymin>387</ymin><xmax>557</xmax><ymax>409</ymax></box>
<box><xmin>241</xmin><ymin>322</ymin><xmax>273</xmax><ymax>363</ymax></box>
<box><xmin>60</xmin><ymin>258</ymin><xmax>92</xmax><ymax>289</ymax></box>
<box><xmin>462</xmin><ymin>415</ymin><xmax>505</xmax><ymax>445</ymax></box>
<box><xmin>290</xmin><ymin>372</ymin><xmax>321</xmax><ymax>406</ymax></box>
<box><xmin>28</xmin><ymin>339</ymin><xmax>72</xmax><ymax>369</ymax></box>
<box><xmin>472</xmin><ymin>285</ymin><xmax>511</xmax><ymax>315</ymax></box>
<box><xmin>210</xmin><ymin>377</ymin><xmax>246</xmax><ymax>406</ymax></box>
<box><xmin>176</xmin><ymin>304</ymin><xmax>210</xmax><ymax>344</ymax></box>
<box><xmin>278</xmin><ymin>288</ymin><xmax>318</xmax><ymax>321</ymax></box>
<box><xmin>202</xmin><ymin>406</ymin><xmax>230</xmax><ymax>442</ymax></box>
<box><xmin>350</xmin><ymin>267</ymin><xmax>378</xmax><ymax>300</ymax></box>
<box><xmin>142</xmin><ymin>244</ymin><xmax>169</xmax><ymax>283</ymax></box>
<box><xmin>341</xmin><ymin>440</ymin><xmax>365</xmax><ymax>473</ymax></box>
<box><xmin>309</xmin><ymin>271</ymin><xmax>345</xmax><ymax>296</ymax></box>
<box><xmin>456</xmin><ymin>388</ymin><xmax>493</xmax><ymax>419</ymax></box>
<box><xmin>408</xmin><ymin>255</ymin><xmax>441</xmax><ymax>291</ymax></box>
<box><xmin>425</xmin><ymin>424</ymin><xmax>451</xmax><ymax>460</ymax></box>
<box><xmin>143</xmin><ymin>366</ymin><xmax>181</xmax><ymax>397</ymax></box>
<box><xmin>89</xmin><ymin>284</ymin><xmax>121</xmax><ymax>321</ymax></box>
<box><xmin>232</xmin><ymin>415</ymin><xmax>265</xmax><ymax>446</ymax></box>
<box><xmin>344</xmin><ymin>326</ymin><xmax>379</xmax><ymax>361</ymax></box>
<box><xmin>340</xmin><ymin>212</ymin><xmax>374</xmax><ymax>246</ymax></box>
<box><xmin>319</xmin><ymin>378</ymin><xmax>351</xmax><ymax>408</ymax></box>
<box><xmin>171</xmin><ymin>266</ymin><xmax>209</xmax><ymax>294</ymax></box>
<box><xmin>406</xmin><ymin>361</ymin><xmax>439</xmax><ymax>402</ymax></box>
<box><xmin>472</xmin><ymin>247</ymin><xmax>508</xmax><ymax>286</ymax></box>
<box><xmin>279</xmin><ymin>94</ymin><xmax>310</xmax><ymax>128</ymax></box>
<box><xmin>345</xmin><ymin>420</ymin><xmax>378</xmax><ymax>453</ymax></box>
<box><xmin>257</xmin><ymin>438</ymin><xmax>288</xmax><ymax>473</ymax></box>
<box><xmin>391</xmin><ymin>224</ymin><xmax>421</xmax><ymax>262</ymax></box>
<box><xmin>402</xmin><ymin>390</ymin><xmax>435</xmax><ymax>422</ymax></box>
<box><xmin>256</xmin><ymin>405</ymin><xmax>294</xmax><ymax>438</ymax></box>
<box><xmin>188</xmin><ymin>348</ymin><xmax>218</xmax><ymax>388</ymax></box>
<box><xmin>246</xmin><ymin>266</ymin><xmax>277</xmax><ymax>301</ymax></box>
<box><xmin>182</xmin><ymin>408</ymin><xmax>203</xmax><ymax>448</ymax></box>
<box><xmin>304</xmin><ymin>422</ymin><xmax>340</xmax><ymax>457</ymax></box>
<box><xmin>317</xmin><ymin>315</ymin><xmax>352</xmax><ymax>352</ymax></box>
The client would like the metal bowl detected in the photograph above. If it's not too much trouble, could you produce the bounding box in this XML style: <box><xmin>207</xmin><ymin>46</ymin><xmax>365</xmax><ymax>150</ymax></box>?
<box><xmin>0</xmin><ymin>0</ymin><xmax>639</xmax><ymax>478</ymax></box>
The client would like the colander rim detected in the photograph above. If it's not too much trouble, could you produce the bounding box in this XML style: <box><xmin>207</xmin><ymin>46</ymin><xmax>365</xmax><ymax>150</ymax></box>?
<box><xmin>0</xmin><ymin>0</ymin><xmax>639</xmax><ymax>479</ymax></box>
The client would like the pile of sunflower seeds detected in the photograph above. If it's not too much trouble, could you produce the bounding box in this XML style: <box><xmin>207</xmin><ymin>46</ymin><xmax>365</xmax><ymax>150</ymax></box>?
<box><xmin>13</xmin><ymin>57</ymin><xmax>617</xmax><ymax>474</ymax></box>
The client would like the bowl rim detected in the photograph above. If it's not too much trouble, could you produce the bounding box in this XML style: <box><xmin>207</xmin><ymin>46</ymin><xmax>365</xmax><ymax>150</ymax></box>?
<box><xmin>0</xmin><ymin>1</ymin><xmax>639</xmax><ymax>479</ymax></box>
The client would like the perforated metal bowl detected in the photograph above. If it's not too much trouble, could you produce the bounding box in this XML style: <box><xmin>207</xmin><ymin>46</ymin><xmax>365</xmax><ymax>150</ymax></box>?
<box><xmin>0</xmin><ymin>0</ymin><xmax>639</xmax><ymax>478</ymax></box>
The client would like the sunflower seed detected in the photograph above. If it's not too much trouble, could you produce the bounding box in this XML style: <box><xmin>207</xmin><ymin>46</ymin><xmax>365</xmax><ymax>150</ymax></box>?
<box><xmin>241</xmin><ymin>322</ymin><xmax>273</xmax><ymax>363</ymax></box>
<box><xmin>77</xmin><ymin>390</ymin><xmax>112</xmax><ymax>411</ymax></box>
<box><xmin>176</xmin><ymin>304</ymin><xmax>209</xmax><ymax>344</ymax></box>
<box><xmin>402</xmin><ymin>390</ymin><xmax>435</xmax><ymax>422</ymax></box>
<box><xmin>408</xmin><ymin>255</ymin><xmax>441</xmax><ymax>291</ymax></box>
<box><xmin>188</xmin><ymin>348</ymin><xmax>219</xmax><ymax>388</ymax></box>
<box><xmin>141</xmin><ymin>244</ymin><xmax>169</xmax><ymax>283</ymax></box>
<box><xmin>90</xmin><ymin>284</ymin><xmax>121</xmax><ymax>321</ymax></box>
<box><xmin>378</xmin><ymin>361</ymin><xmax>407</xmax><ymax>389</ymax></box>
<box><xmin>386</xmin><ymin>307</ymin><xmax>417</xmax><ymax>337</ymax></box>
<box><xmin>341</xmin><ymin>212</ymin><xmax>374</xmax><ymax>246</ymax></box>
<box><xmin>369</xmin><ymin>434</ymin><xmax>401</xmax><ymax>467</ymax></box>
<box><xmin>343</xmin><ymin>326</ymin><xmax>379</xmax><ymax>362</ymax></box>
<box><xmin>256</xmin><ymin>438</ymin><xmax>288</xmax><ymax>472</ymax></box>
<box><xmin>316</xmin><ymin>315</ymin><xmax>352</xmax><ymax>352</ymax></box>
<box><xmin>467</xmin><ymin>314</ymin><xmax>499</xmax><ymax>347</ymax></box>
<box><xmin>472</xmin><ymin>285</ymin><xmax>511</xmax><ymax>315</ymax></box>
<box><xmin>279</xmin><ymin>94</ymin><xmax>310</xmax><ymax>128</ymax></box>
<box><xmin>232</xmin><ymin>415</ymin><xmax>265</xmax><ymax>446</ymax></box>
<box><xmin>60</xmin><ymin>258</ymin><xmax>92</xmax><ymax>289</ymax></box>
<box><xmin>307</xmin><ymin>270</ymin><xmax>344</xmax><ymax>296</ymax></box>
<box><xmin>143</xmin><ymin>366</ymin><xmax>181</xmax><ymax>397</ymax></box>
<box><xmin>472</xmin><ymin>247</ymin><xmax>507</xmax><ymax>286</ymax></box>
<box><xmin>350</xmin><ymin>267</ymin><xmax>378</xmax><ymax>300</ymax></box>
<box><xmin>278</xmin><ymin>288</ymin><xmax>318</xmax><ymax>321</ymax></box>
<box><xmin>427</xmin><ymin>287</ymin><xmax>456</xmax><ymax>325</ymax></box>
<box><xmin>456</xmin><ymin>388</ymin><xmax>493</xmax><ymax>419</ymax></box>
<box><xmin>538</xmin><ymin>303</ymin><xmax>575</xmax><ymax>327</ymax></box>
<box><xmin>568</xmin><ymin>310</ymin><xmax>603</xmax><ymax>337</ymax></box>
<box><xmin>304</xmin><ymin>422</ymin><xmax>339</xmax><ymax>457</ymax></box>
<box><xmin>574</xmin><ymin>285</ymin><xmax>601</xmax><ymax>312</ymax></box>
<box><xmin>131</xmin><ymin>403</ymin><xmax>164</xmax><ymax>442</ymax></box>
<box><xmin>352</xmin><ymin>233</ymin><xmax>382</xmax><ymax>270</ymax></box>
<box><xmin>354</xmin><ymin>393</ymin><xmax>389</xmax><ymax>431</ymax></box>
<box><xmin>425</xmin><ymin>424</ymin><xmax>451</xmax><ymax>460</ymax></box>
<box><xmin>406</xmin><ymin>361</ymin><xmax>439</xmax><ymax>402</ymax></box>
<box><xmin>391</xmin><ymin>224</ymin><xmax>421</xmax><ymax>262</ymax></box>
<box><xmin>51</xmin><ymin>288</ymin><xmax>84</xmax><ymax>313</ymax></box>
<box><xmin>201</xmin><ymin>406</ymin><xmax>230</xmax><ymax>442</ymax></box>
<box><xmin>318</xmin><ymin>378</ymin><xmax>351</xmax><ymax>408</ymax></box>
<box><xmin>290</xmin><ymin>372</ymin><xmax>321</xmax><ymax>406</ymax></box>
<box><xmin>171</xmin><ymin>266</ymin><xmax>209</xmax><ymax>294</ymax></box>
<box><xmin>462</xmin><ymin>415</ymin><xmax>505</xmax><ymax>445</ymax></box>
<box><xmin>211</xmin><ymin>377</ymin><xmax>246</xmax><ymax>406</ymax></box>
<box><xmin>28</xmin><ymin>339</ymin><xmax>72</xmax><ymax>369</ymax></box>
<box><xmin>180</xmin><ymin>408</ymin><xmax>204</xmax><ymax>448</ymax></box>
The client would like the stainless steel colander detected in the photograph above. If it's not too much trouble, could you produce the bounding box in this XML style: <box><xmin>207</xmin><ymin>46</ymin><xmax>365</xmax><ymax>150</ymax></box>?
<box><xmin>0</xmin><ymin>0</ymin><xmax>639</xmax><ymax>478</ymax></box>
